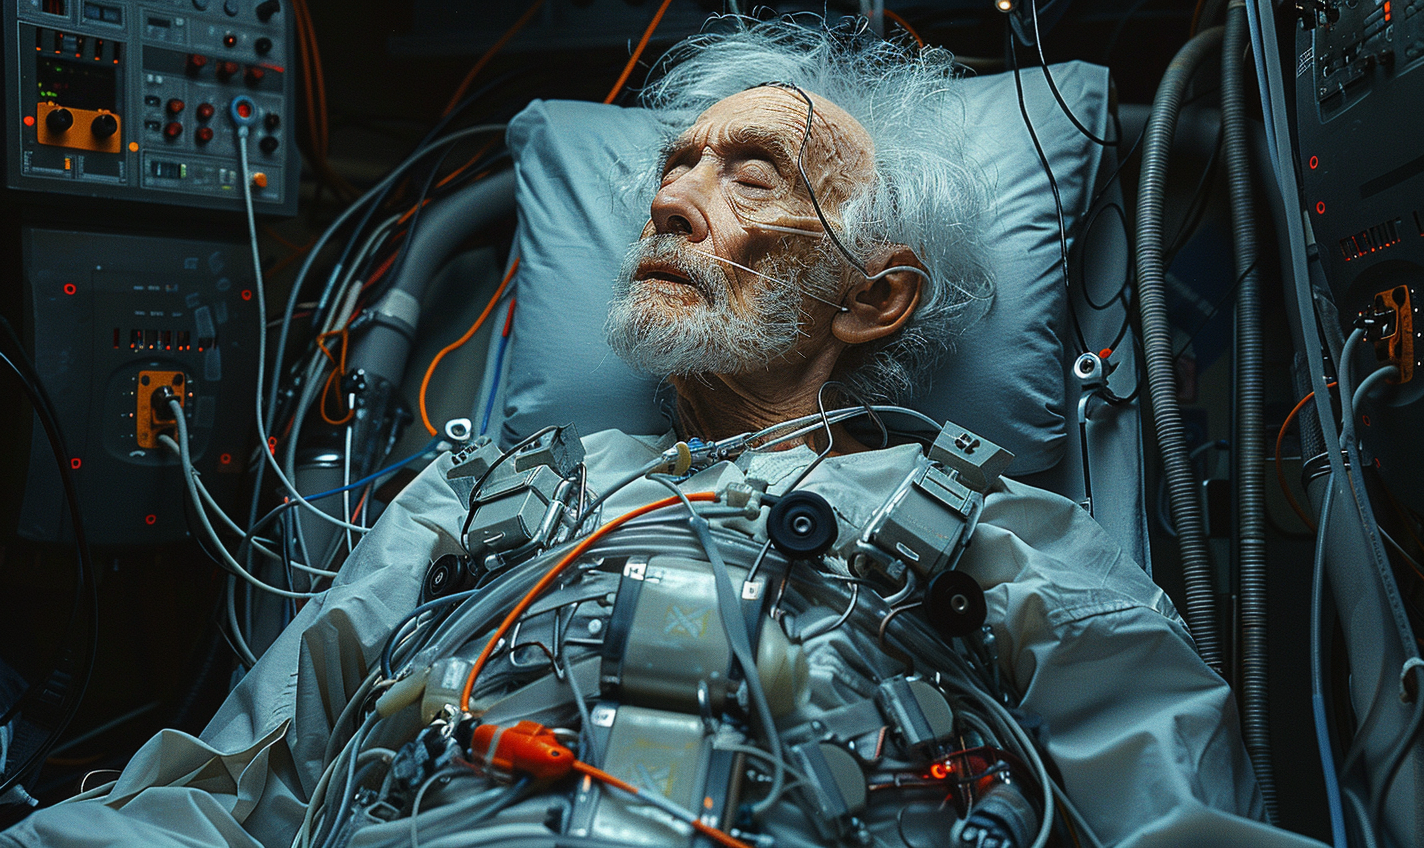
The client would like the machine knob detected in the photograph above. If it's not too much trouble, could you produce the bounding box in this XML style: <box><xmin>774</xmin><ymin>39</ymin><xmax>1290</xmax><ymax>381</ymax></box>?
<box><xmin>45</xmin><ymin>107</ymin><xmax>74</xmax><ymax>133</ymax></box>
<box><xmin>263</xmin><ymin>112</ymin><xmax>280</xmax><ymax>130</ymax></box>
<box><xmin>166</xmin><ymin>98</ymin><xmax>185</xmax><ymax>115</ymax></box>
<box><xmin>244</xmin><ymin>66</ymin><xmax>265</xmax><ymax>86</ymax></box>
<box><xmin>217</xmin><ymin>60</ymin><xmax>240</xmax><ymax>80</ymax></box>
<box><xmin>90</xmin><ymin>113</ymin><xmax>118</xmax><ymax>138</ymax></box>
<box><xmin>254</xmin><ymin>37</ymin><xmax>272</xmax><ymax>55</ymax></box>
<box><xmin>255</xmin><ymin>0</ymin><xmax>281</xmax><ymax>21</ymax></box>
<box><xmin>196</xmin><ymin>102</ymin><xmax>216</xmax><ymax>122</ymax></box>
<box><xmin>163</xmin><ymin>121</ymin><xmax>183</xmax><ymax>140</ymax></box>
<box><xmin>258</xmin><ymin>135</ymin><xmax>279</xmax><ymax>154</ymax></box>
<box><xmin>186</xmin><ymin>53</ymin><xmax>208</xmax><ymax>74</ymax></box>
<box><xmin>195</xmin><ymin>126</ymin><xmax>214</xmax><ymax>145</ymax></box>
<box><xmin>767</xmin><ymin>491</ymin><xmax>838</xmax><ymax>558</ymax></box>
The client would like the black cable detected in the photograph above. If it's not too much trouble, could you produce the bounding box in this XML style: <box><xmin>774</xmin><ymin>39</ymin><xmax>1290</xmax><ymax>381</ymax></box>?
<box><xmin>1170</xmin><ymin>257</ymin><xmax>1257</xmax><ymax>363</ymax></box>
<box><xmin>1008</xmin><ymin>28</ymin><xmax>1090</xmax><ymax>356</ymax></box>
<box><xmin>1027</xmin><ymin>0</ymin><xmax>1115</xmax><ymax>147</ymax></box>
<box><xmin>0</xmin><ymin>322</ymin><xmax>98</xmax><ymax>800</ymax></box>
<box><xmin>1076</xmin><ymin>200</ymin><xmax>1133</xmax><ymax>311</ymax></box>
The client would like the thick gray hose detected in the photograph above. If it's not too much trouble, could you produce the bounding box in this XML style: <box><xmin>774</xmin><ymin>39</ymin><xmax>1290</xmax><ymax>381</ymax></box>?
<box><xmin>1221</xmin><ymin>0</ymin><xmax>1275</xmax><ymax>822</ymax></box>
<box><xmin>1135</xmin><ymin>24</ymin><xmax>1226</xmax><ymax>672</ymax></box>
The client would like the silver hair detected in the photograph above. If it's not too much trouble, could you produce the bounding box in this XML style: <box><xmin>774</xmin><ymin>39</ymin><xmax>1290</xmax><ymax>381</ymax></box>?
<box><xmin>631</xmin><ymin>17</ymin><xmax>995</xmax><ymax>402</ymax></box>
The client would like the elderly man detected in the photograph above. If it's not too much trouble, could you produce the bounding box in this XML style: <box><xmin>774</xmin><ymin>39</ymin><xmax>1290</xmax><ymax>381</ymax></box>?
<box><xmin>2</xmin><ymin>20</ymin><xmax>1313</xmax><ymax>848</ymax></box>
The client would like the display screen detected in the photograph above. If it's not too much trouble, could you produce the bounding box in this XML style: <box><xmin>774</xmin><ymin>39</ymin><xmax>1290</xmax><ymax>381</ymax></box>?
<box><xmin>37</xmin><ymin>57</ymin><xmax>115</xmax><ymax>111</ymax></box>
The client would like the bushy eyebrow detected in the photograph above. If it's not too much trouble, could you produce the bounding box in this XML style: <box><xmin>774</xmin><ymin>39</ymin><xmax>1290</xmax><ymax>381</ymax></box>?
<box><xmin>656</xmin><ymin>123</ymin><xmax>800</xmax><ymax>178</ymax></box>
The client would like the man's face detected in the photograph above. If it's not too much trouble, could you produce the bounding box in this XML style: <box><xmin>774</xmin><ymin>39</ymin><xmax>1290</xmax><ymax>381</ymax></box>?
<box><xmin>606</xmin><ymin>87</ymin><xmax>875</xmax><ymax>377</ymax></box>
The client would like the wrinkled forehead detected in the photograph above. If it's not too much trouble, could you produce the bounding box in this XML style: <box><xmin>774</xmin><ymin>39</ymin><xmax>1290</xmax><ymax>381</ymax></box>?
<box><xmin>677</xmin><ymin>86</ymin><xmax>875</xmax><ymax>195</ymax></box>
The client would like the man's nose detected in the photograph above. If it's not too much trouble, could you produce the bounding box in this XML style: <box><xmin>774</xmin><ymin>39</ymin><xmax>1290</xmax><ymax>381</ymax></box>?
<box><xmin>649</xmin><ymin>168</ymin><xmax>711</xmax><ymax>241</ymax></box>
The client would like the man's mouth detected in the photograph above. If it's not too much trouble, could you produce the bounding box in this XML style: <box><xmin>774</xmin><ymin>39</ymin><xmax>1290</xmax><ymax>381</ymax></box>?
<box><xmin>636</xmin><ymin>262</ymin><xmax>706</xmax><ymax>299</ymax></box>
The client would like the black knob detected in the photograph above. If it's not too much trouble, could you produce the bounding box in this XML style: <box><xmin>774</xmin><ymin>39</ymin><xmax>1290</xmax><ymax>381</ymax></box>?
<box><xmin>767</xmin><ymin>490</ymin><xmax>837</xmax><ymax>558</ymax></box>
<box><xmin>421</xmin><ymin>554</ymin><xmax>476</xmax><ymax>603</ymax></box>
<box><xmin>258</xmin><ymin>135</ymin><xmax>278</xmax><ymax>154</ymax></box>
<box><xmin>263</xmin><ymin>112</ymin><xmax>280</xmax><ymax>130</ymax></box>
<box><xmin>256</xmin><ymin>0</ymin><xmax>280</xmax><ymax>21</ymax></box>
<box><xmin>923</xmin><ymin>570</ymin><xmax>987</xmax><ymax>640</ymax></box>
<box><xmin>90</xmin><ymin>113</ymin><xmax>118</xmax><ymax>138</ymax></box>
<box><xmin>46</xmin><ymin>108</ymin><xmax>74</xmax><ymax>133</ymax></box>
<box><xmin>254</xmin><ymin>36</ymin><xmax>272</xmax><ymax>55</ymax></box>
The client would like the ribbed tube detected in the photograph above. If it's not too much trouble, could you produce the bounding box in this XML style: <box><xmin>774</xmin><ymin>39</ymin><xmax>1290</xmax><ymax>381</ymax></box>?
<box><xmin>1135</xmin><ymin>24</ymin><xmax>1226</xmax><ymax>672</ymax></box>
<box><xmin>1222</xmin><ymin>0</ymin><xmax>1276</xmax><ymax>822</ymax></box>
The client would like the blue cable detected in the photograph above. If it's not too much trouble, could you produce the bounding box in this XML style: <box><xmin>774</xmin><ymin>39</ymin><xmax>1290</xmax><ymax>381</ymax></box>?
<box><xmin>1310</xmin><ymin>481</ymin><xmax>1348</xmax><ymax>848</ymax></box>
<box><xmin>306</xmin><ymin>436</ymin><xmax>443</xmax><ymax>502</ymax></box>
<box><xmin>478</xmin><ymin>331</ymin><xmax>511</xmax><ymax>437</ymax></box>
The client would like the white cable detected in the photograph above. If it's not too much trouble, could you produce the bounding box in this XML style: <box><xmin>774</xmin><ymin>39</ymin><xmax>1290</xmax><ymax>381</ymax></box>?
<box><xmin>224</xmin><ymin>573</ymin><xmax>259</xmax><ymax>667</ymax></box>
<box><xmin>160</xmin><ymin>427</ymin><xmax>323</xmax><ymax>600</ymax></box>
<box><xmin>1351</xmin><ymin>364</ymin><xmax>1399</xmax><ymax>424</ymax></box>
<box><xmin>236</xmin><ymin>130</ymin><xmax>376</xmax><ymax>534</ymax></box>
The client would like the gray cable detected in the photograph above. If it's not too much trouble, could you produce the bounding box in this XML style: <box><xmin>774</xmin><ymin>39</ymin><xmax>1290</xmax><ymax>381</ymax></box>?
<box><xmin>1134</xmin><ymin>24</ymin><xmax>1227</xmax><ymax>672</ymax></box>
<box><xmin>1221</xmin><ymin>0</ymin><xmax>1274</xmax><ymax>819</ymax></box>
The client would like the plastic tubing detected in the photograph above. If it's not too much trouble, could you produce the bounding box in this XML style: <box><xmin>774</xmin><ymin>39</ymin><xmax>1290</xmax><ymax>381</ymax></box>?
<box><xmin>1222</xmin><ymin>0</ymin><xmax>1275</xmax><ymax>820</ymax></box>
<box><xmin>1134</xmin><ymin>23</ymin><xmax>1226</xmax><ymax>672</ymax></box>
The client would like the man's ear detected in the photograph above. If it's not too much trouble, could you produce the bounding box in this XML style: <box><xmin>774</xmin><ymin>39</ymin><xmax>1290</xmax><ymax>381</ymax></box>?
<box><xmin>831</xmin><ymin>245</ymin><xmax>925</xmax><ymax>345</ymax></box>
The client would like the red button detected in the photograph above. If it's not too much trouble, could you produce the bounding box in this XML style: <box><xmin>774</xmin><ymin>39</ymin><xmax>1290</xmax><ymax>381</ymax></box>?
<box><xmin>244</xmin><ymin>66</ymin><xmax>265</xmax><ymax>85</ymax></box>
<box><xmin>223</xmin><ymin>33</ymin><xmax>237</xmax><ymax>48</ymax></box>
<box><xmin>164</xmin><ymin>121</ymin><xmax>183</xmax><ymax>140</ymax></box>
<box><xmin>195</xmin><ymin>126</ymin><xmax>214</xmax><ymax>144</ymax></box>
<box><xmin>235</xmin><ymin>100</ymin><xmax>253</xmax><ymax>119</ymax></box>
<box><xmin>187</xmin><ymin>53</ymin><xmax>208</xmax><ymax>73</ymax></box>
<box><xmin>166</xmin><ymin>98</ymin><xmax>184</xmax><ymax>115</ymax></box>
<box><xmin>196</xmin><ymin>102</ymin><xmax>215</xmax><ymax>121</ymax></box>
<box><xmin>217</xmin><ymin>60</ymin><xmax>239</xmax><ymax>80</ymax></box>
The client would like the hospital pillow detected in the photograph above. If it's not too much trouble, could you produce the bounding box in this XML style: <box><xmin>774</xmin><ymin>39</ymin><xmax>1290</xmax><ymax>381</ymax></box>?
<box><xmin>501</xmin><ymin>61</ymin><xmax>1111</xmax><ymax>476</ymax></box>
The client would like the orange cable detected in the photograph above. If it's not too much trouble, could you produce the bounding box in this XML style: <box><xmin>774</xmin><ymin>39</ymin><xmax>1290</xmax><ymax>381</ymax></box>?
<box><xmin>570</xmin><ymin>760</ymin><xmax>752</xmax><ymax>848</ymax></box>
<box><xmin>443</xmin><ymin>0</ymin><xmax>546</xmax><ymax>117</ymax></box>
<box><xmin>417</xmin><ymin>259</ymin><xmax>520</xmax><ymax>436</ymax></box>
<box><xmin>349</xmin><ymin>487</ymin><xmax>370</xmax><ymax>522</ymax></box>
<box><xmin>317</xmin><ymin>327</ymin><xmax>354</xmax><ymax>425</ymax></box>
<box><xmin>459</xmin><ymin>492</ymin><xmax>716</xmax><ymax>712</ymax></box>
<box><xmin>882</xmin><ymin>9</ymin><xmax>925</xmax><ymax>48</ymax></box>
<box><xmin>602</xmin><ymin>0</ymin><xmax>674</xmax><ymax>105</ymax></box>
<box><xmin>1274</xmin><ymin>382</ymin><xmax>1336</xmax><ymax>531</ymax></box>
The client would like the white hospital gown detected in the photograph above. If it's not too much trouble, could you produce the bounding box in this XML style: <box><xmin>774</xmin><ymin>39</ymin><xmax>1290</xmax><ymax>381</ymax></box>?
<box><xmin>0</xmin><ymin>430</ymin><xmax>1324</xmax><ymax>848</ymax></box>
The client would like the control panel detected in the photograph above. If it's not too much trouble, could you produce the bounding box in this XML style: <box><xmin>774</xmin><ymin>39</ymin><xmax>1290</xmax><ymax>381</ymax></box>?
<box><xmin>3</xmin><ymin>0</ymin><xmax>297</xmax><ymax>214</ymax></box>
<box><xmin>12</xmin><ymin>227</ymin><xmax>259</xmax><ymax>546</ymax></box>
<box><xmin>1297</xmin><ymin>0</ymin><xmax>1424</xmax><ymax>511</ymax></box>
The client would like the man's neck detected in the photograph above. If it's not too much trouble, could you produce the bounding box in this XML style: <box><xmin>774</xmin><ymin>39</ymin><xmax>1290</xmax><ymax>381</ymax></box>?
<box><xmin>669</xmin><ymin>369</ymin><xmax>875</xmax><ymax>455</ymax></box>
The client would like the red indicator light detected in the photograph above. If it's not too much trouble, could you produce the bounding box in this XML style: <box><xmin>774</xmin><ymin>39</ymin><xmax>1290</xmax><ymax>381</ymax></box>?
<box><xmin>220</xmin><ymin>452</ymin><xmax>232</xmax><ymax>465</ymax></box>
<box><xmin>267</xmin><ymin>436</ymin><xmax>278</xmax><ymax>454</ymax></box>
<box><xmin>145</xmin><ymin>514</ymin><xmax>157</xmax><ymax>525</ymax></box>
<box><xmin>236</xmin><ymin>101</ymin><xmax>253</xmax><ymax>119</ymax></box>
<box><xmin>23</xmin><ymin>115</ymin><xmax>35</xmax><ymax>127</ymax></box>
<box><xmin>63</xmin><ymin>283</ymin><xmax>76</xmax><ymax>295</ymax></box>
<box><xmin>1316</xmin><ymin>201</ymin><xmax>1326</xmax><ymax>215</ymax></box>
<box><xmin>1362</xmin><ymin>414</ymin><xmax>1371</xmax><ymax>427</ymax></box>
<box><xmin>1384</xmin><ymin>0</ymin><xmax>1391</xmax><ymax>21</ymax></box>
<box><xmin>240</xmin><ymin>289</ymin><xmax>252</xmax><ymax>301</ymax></box>
<box><xmin>1309</xmin><ymin>155</ymin><xmax>1319</xmax><ymax>170</ymax></box>
<box><xmin>70</xmin><ymin>457</ymin><xmax>82</xmax><ymax>469</ymax></box>
<box><xmin>930</xmin><ymin>763</ymin><xmax>948</xmax><ymax>779</ymax></box>
<box><xmin>1099</xmin><ymin>347</ymin><xmax>1113</xmax><ymax>359</ymax></box>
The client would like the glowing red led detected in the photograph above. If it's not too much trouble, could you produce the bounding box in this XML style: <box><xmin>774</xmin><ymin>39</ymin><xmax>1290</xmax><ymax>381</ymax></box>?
<box><xmin>23</xmin><ymin>115</ymin><xmax>35</xmax><ymax>127</ymax></box>
<box><xmin>70</xmin><ymin>457</ymin><xmax>81</xmax><ymax>469</ymax></box>
<box><xmin>267</xmin><ymin>436</ymin><xmax>278</xmax><ymax>454</ymax></box>
<box><xmin>63</xmin><ymin>283</ymin><xmax>76</xmax><ymax>295</ymax></box>
<box><xmin>1384</xmin><ymin>1</ymin><xmax>1391</xmax><ymax>22</ymax></box>
<box><xmin>1316</xmin><ymin>201</ymin><xmax>1326</xmax><ymax>215</ymax></box>
<box><xmin>241</xmin><ymin>289</ymin><xmax>252</xmax><ymax>301</ymax></box>
<box><xmin>236</xmin><ymin>101</ymin><xmax>253</xmax><ymax>119</ymax></box>
<box><xmin>145</xmin><ymin>514</ymin><xmax>157</xmax><ymax>525</ymax></box>
<box><xmin>220</xmin><ymin>452</ymin><xmax>232</xmax><ymax>465</ymax></box>
<box><xmin>930</xmin><ymin>762</ymin><xmax>949</xmax><ymax>779</ymax></box>
<box><xmin>1309</xmin><ymin>155</ymin><xmax>1319</xmax><ymax>170</ymax></box>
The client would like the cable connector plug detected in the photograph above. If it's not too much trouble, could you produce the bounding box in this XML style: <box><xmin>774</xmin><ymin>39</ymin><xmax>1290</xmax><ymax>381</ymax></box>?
<box><xmin>1353</xmin><ymin>306</ymin><xmax>1397</xmax><ymax>342</ymax></box>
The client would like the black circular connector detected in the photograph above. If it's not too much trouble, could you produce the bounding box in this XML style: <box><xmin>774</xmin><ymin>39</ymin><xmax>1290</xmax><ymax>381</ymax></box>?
<box><xmin>766</xmin><ymin>490</ymin><xmax>837</xmax><ymax>559</ymax></box>
<box><xmin>923</xmin><ymin>570</ymin><xmax>987</xmax><ymax>640</ymax></box>
<box><xmin>421</xmin><ymin>553</ymin><xmax>476</xmax><ymax>603</ymax></box>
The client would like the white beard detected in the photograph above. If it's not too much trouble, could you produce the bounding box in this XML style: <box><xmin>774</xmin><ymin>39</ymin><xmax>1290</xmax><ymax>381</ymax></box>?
<box><xmin>604</xmin><ymin>235</ymin><xmax>835</xmax><ymax>377</ymax></box>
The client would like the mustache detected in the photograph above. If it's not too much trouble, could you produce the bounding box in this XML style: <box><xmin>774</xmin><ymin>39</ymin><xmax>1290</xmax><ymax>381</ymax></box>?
<box><xmin>620</xmin><ymin>235</ymin><xmax>729</xmax><ymax>304</ymax></box>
